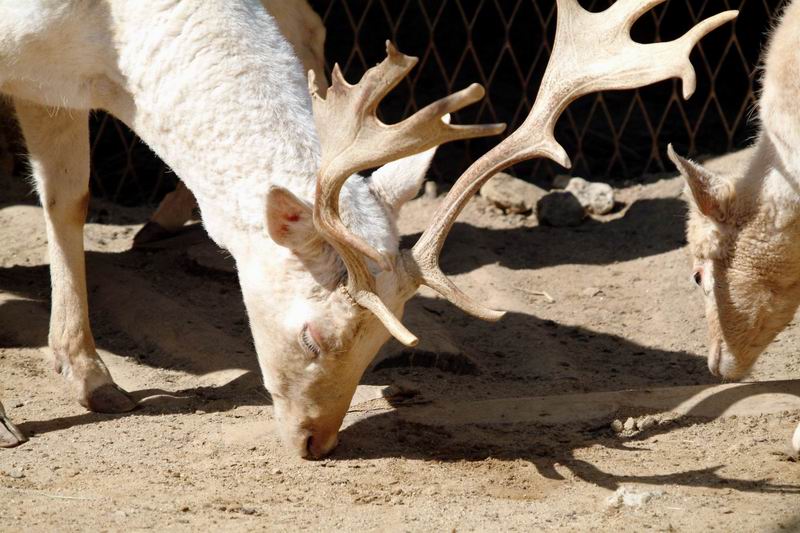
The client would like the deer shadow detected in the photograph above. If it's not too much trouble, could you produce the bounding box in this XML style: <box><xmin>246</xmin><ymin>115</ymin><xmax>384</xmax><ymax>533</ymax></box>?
<box><xmin>402</xmin><ymin>197</ymin><xmax>688</xmax><ymax>274</ymax></box>
<box><xmin>1</xmin><ymin>206</ymin><xmax>797</xmax><ymax>496</ymax></box>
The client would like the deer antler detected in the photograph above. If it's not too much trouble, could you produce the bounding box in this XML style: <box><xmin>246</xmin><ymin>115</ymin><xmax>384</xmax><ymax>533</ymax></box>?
<box><xmin>310</xmin><ymin>42</ymin><xmax>506</xmax><ymax>345</ymax></box>
<box><xmin>404</xmin><ymin>0</ymin><xmax>738</xmax><ymax>322</ymax></box>
<box><xmin>311</xmin><ymin>1</ymin><xmax>737</xmax><ymax>346</ymax></box>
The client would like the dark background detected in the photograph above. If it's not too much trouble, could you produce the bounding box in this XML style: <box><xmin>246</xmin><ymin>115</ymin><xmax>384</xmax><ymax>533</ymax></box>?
<box><xmin>89</xmin><ymin>0</ymin><xmax>785</xmax><ymax>206</ymax></box>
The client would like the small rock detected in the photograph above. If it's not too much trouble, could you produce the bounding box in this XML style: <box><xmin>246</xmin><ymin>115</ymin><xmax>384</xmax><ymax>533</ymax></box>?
<box><xmin>606</xmin><ymin>487</ymin><xmax>664</xmax><ymax>508</ymax></box>
<box><xmin>552</xmin><ymin>174</ymin><xmax>572</xmax><ymax>189</ymax></box>
<box><xmin>480</xmin><ymin>172</ymin><xmax>546</xmax><ymax>215</ymax></box>
<box><xmin>423</xmin><ymin>180</ymin><xmax>438</xmax><ymax>199</ymax></box>
<box><xmin>565</xmin><ymin>177</ymin><xmax>615</xmax><ymax>215</ymax></box>
<box><xmin>623</xmin><ymin>417</ymin><xmax>636</xmax><ymax>431</ymax></box>
<box><xmin>582</xmin><ymin>287</ymin><xmax>602</xmax><ymax>297</ymax></box>
<box><xmin>611</xmin><ymin>419</ymin><xmax>624</xmax><ymax>433</ymax></box>
<box><xmin>271</xmin><ymin>468</ymin><xmax>282</xmax><ymax>475</ymax></box>
<box><xmin>4</xmin><ymin>468</ymin><xmax>24</xmax><ymax>479</ymax></box>
<box><xmin>536</xmin><ymin>191</ymin><xmax>585</xmax><ymax>227</ymax></box>
<box><xmin>637</xmin><ymin>416</ymin><xmax>657</xmax><ymax>431</ymax></box>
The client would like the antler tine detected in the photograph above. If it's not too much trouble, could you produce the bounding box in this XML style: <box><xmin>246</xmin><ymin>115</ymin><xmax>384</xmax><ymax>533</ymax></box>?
<box><xmin>310</xmin><ymin>41</ymin><xmax>504</xmax><ymax>346</ymax></box>
<box><xmin>407</xmin><ymin>0</ymin><xmax>738</xmax><ymax>320</ymax></box>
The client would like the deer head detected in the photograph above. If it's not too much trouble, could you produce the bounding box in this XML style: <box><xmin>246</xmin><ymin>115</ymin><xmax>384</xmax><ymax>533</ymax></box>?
<box><xmin>256</xmin><ymin>0</ymin><xmax>737</xmax><ymax>459</ymax></box>
<box><xmin>668</xmin><ymin>0</ymin><xmax>800</xmax><ymax>382</ymax></box>
<box><xmin>670</xmin><ymin>140</ymin><xmax>800</xmax><ymax>380</ymax></box>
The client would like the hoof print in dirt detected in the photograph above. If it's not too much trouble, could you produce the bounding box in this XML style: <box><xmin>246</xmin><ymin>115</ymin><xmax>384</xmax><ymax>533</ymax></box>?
<box><xmin>480</xmin><ymin>172</ymin><xmax>546</xmax><ymax>215</ymax></box>
<box><xmin>536</xmin><ymin>191</ymin><xmax>586</xmax><ymax>227</ymax></box>
<box><xmin>374</xmin><ymin>350</ymin><xmax>481</xmax><ymax>376</ymax></box>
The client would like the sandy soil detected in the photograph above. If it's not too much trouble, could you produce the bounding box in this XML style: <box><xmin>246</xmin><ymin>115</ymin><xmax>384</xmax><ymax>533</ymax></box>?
<box><xmin>0</xmin><ymin>154</ymin><xmax>798</xmax><ymax>531</ymax></box>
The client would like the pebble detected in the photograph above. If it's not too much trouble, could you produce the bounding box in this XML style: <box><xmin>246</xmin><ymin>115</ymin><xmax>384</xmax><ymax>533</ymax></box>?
<box><xmin>536</xmin><ymin>191</ymin><xmax>585</xmax><ymax>227</ymax></box>
<box><xmin>637</xmin><ymin>415</ymin><xmax>657</xmax><ymax>431</ymax></box>
<box><xmin>480</xmin><ymin>172</ymin><xmax>546</xmax><ymax>215</ymax></box>
<box><xmin>606</xmin><ymin>487</ymin><xmax>664</xmax><ymax>508</ymax></box>
<box><xmin>272</xmin><ymin>468</ymin><xmax>282</xmax><ymax>475</ymax></box>
<box><xmin>565</xmin><ymin>177</ymin><xmax>615</xmax><ymax>215</ymax></box>
<box><xmin>610</xmin><ymin>419</ymin><xmax>624</xmax><ymax>433</ymax></box>
<box><xmin>552</xmin><ymin>174</ymin><xmax>572</xmax><ymax>189</ymax></box>
<box><xmin>623</xmin><ymin>417</ymin><xmax>636</xmax><ymax>431</ymax></box>
<box><xmin>4</xmin><ymin>468</ymin><xmax>24</xmax><ymax>479</ymax></box>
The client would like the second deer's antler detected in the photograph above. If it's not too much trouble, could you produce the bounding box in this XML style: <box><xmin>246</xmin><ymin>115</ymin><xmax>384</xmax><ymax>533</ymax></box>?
<box><xmin>312</xmin><ymin>0</ymin><xmax>738</xmax><ymax>346</ymax></box>
<box><xmin>405</xmin><ymin>0</ymin><xmax>738</xmax><ymax>324</ymax></box>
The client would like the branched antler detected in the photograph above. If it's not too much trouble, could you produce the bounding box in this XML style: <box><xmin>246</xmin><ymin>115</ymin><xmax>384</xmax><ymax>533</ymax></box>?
<box><xmin>311</xmin><ymin>1</ymin><xmax>737</xmax><ymax>346</ymax></box>
<box><xmin>404</xmin><ymin>0</ymin><xmax>738</xmax><ymax>323</ymax></box>
<box><xmin>310</xmin><ymin>42</ymin><xmax>505</xmax><ymax>345</ymax></box>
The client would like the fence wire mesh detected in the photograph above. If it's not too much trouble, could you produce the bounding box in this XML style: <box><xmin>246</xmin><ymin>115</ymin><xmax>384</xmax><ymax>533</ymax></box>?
<box><xmin>88</xmin><ymin>0</ymin><xmax>783</xmax><ymax>206</ymax></box>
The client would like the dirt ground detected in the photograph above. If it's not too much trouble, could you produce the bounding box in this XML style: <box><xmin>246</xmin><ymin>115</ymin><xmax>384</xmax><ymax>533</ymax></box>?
<box><xmin>0</xmin><ymin>150</ymin><xmax>798</xmax><ymax>531</ymax></box>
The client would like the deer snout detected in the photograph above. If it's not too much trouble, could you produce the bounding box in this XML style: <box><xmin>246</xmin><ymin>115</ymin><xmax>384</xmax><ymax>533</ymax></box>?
<box><xmin>288</xmin><ymin>425</ymin><xmax>339</xmax><ymax>459</ymax></box>
<box><xmin>305</xmin><ymin>428</ymin><xmax>339</xmax><ymax>460</ymax></box>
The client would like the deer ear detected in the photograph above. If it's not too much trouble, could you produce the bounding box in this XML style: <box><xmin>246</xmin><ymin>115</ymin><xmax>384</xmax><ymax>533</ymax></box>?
<box><xmin>668</xmin><ymin>144</ymin><xmax>733</xmax><ymax>222</ymax></box>
<box><xmin>266</xmin><ymin>187</ymin><xmax>319</xmax><ymax>251</ymax></box>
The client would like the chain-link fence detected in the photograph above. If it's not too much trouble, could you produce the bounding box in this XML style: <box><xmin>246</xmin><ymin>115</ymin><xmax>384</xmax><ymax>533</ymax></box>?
<box><xmin>88</xmin><ymin>0</ymin><xmax>783</xmax><ymax>206</ymax></box>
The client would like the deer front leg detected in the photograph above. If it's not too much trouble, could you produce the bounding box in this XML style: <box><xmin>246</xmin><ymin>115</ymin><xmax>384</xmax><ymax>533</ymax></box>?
<box><xmin>14</xmin><ymin>100</ymin><xmax>135</xmax><ymax>413</ymax></box>
<box><xmin>0</xmin><ymin>400</ymin><xmax>26</xmax><ymax>448</ymax></box>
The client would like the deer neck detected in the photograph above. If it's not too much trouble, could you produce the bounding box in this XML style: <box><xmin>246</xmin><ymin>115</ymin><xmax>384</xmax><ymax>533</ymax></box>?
<box><xmin>107</xmin><ymin>2</ymin><xmax>321</xmax><ymax>254</ymax></box>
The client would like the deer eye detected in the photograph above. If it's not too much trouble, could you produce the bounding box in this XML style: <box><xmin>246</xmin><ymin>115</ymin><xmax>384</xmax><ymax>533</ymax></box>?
<box><xmin>300</xmin><ymin>324</ymin><xmax>321</xmax><ymax>357</ymax></box>
<box><xmin>692</xmin><ymin>269</ymin><xmax>703</xmax><ymax>288</ymax></box>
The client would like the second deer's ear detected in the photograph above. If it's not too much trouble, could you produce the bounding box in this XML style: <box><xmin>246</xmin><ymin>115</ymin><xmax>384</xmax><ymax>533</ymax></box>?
<box><xmin>266</xmin><ymin>187</ymin><xmax>322</xmax><ymax>254</ymax></box>
<box><xmin>668</xmin><ymin>144</ymin><xmax>734</xmax><ymax>223</ymax></box>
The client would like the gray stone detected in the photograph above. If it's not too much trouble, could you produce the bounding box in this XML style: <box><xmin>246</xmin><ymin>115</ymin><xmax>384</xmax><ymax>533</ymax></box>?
<box><xmin>637</xmin><ymin>415</ymin><xmax>657</xmax><ymax>431</ymax></box>
<box><xmin>536</xmin><ymin>191</ymin><xmax>586</xmax><ymax>227</ymax></box>
<box><xmin>480</xmin><ymin>172</ymin><xmax>546</xmax><ymax>215</ymax></box>
<box><xmin>565</xmin><ymin>177</ymin><xmax>615</xmax><ymax>215</ymax></box>
<box><xmin>623</xmin><ymin>417</ymin><xmax>636</xmax><ymax>431</ymax></box>
<box><xmin>552</xmin><ymin>174</ymin><xmax>572</xmax><ymax>189</ymax></box>
<box><xmin>610</xmin><ymin>419</ymin><xmax>624</xmax><ymax>433</ymax></box>
<box><xmin>4</xmin><ymin>467</ymin><xmax>24</xmax><ymax>479</ymax></box>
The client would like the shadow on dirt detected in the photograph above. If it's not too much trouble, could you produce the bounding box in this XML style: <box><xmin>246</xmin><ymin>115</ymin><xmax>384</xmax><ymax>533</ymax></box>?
<box><xmin>334</xmin><ymin>379</ymin><xmax>800</xmax><ymax>494</ymax></box>
<box><xmin>1</xmin><ymin>204</ymin><xmax>796</xmax><ymax>496</ymax></box>
<box><xmin>402</xmin><ymin>197</ymin><xmax>688</xmax><ymax>273</ymax></box>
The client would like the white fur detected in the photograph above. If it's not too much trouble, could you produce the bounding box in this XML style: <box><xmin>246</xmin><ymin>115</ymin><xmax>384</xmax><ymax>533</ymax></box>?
<box><xmin>0</xmin><ymin>0</ymin><xmax>436</xmax><ymax>457</ymax></box>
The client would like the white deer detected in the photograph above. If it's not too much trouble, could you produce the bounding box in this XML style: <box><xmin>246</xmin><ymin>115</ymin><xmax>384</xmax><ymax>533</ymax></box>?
<box><xmin>0</xmin><ymin>0</ymin><xmax>736</xmax><ymax>457</ymax></box>
<box><xmin>669</xmin><ymin>0</ymin><xmax>800</xmax><ymax>454</ymax></box>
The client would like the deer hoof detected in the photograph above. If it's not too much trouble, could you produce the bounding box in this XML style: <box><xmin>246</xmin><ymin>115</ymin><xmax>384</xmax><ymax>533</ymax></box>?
<box><xmin>132</xmin><ymin>221</ymin><xmax>173</xmax><ymax>248</ymax></box>
<box><xmin>86</xmin><ymin>384</ymin><xmax>137</xmax><ymax>413</ymax></box>
<box><xmin>0</xmin><ymin>412</ymin><xmax>27</xmax><ymax>448</ymax></box>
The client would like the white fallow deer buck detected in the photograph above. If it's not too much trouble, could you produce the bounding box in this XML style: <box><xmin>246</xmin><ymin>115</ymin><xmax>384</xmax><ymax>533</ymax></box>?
<box><xmin>669</xmin><ymin>0</ymin><xmax>800</xmax><ymax>455</ymax></box>
<box><xmin>0</xmin><ymin>0</ymin><xmax>736</xmax><ymax>458</ymax></box>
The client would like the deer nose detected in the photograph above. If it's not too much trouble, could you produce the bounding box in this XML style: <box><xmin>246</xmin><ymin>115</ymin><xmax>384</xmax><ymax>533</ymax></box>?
<box><xmin>304</xmin><ymin>429</ymin><xmax>339</xmax><ymax>460</ymax></box>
